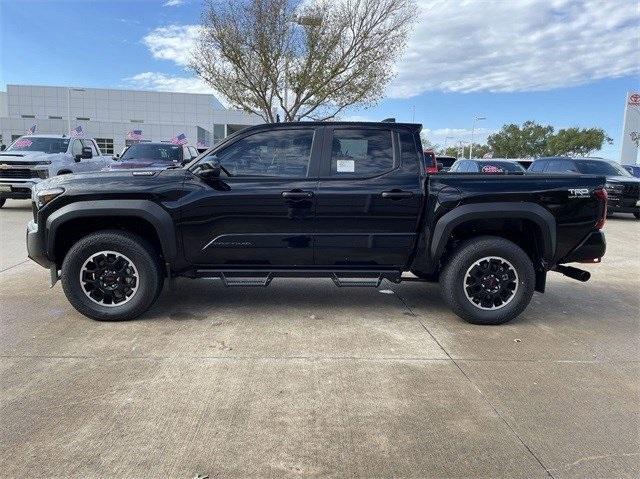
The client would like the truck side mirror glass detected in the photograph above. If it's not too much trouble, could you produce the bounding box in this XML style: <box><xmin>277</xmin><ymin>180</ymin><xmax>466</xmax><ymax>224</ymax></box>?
<box><xmin>0</xmin><ymin>144</ymin><xmax>5</xmax><ymax>151</ymax></box>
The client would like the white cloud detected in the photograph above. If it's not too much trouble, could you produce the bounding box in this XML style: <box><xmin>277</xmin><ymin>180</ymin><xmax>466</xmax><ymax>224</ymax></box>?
<box><xmin>163</xmin><ymin>0</ymin><xmax>186</xmax><ymax>6</ymax></box>
<box><xmin>390</xmin><ymin>0</ymin><xmax>639</xmax><ymax>97</ymax></box>
<box><xmin>142</xmin><ymin>24</ymin><xmax>200</xmax><ymax>66</ymax></box>
<box><xmin>135</xmin><ymin>0</ymin><xmax>638</xmax><ymax>99</ymax></box>
<box><xmin>124</xmin><ymin>72</ymin><xmax>215</xmax><ymax>95</ymax></box>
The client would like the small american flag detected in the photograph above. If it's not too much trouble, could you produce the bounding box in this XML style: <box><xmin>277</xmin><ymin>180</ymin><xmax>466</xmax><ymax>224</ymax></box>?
<box><xmin>171</xmin><ymin>133</ymin><xmax>187</xmax><ymax>145</ymax></box>
<box><xmin>27</xmin><ymin>124</ymin><xmax>37</xmax><ymax>135</ymax></box>
<box><xmin>70</xmin><ymin>125</ymin><xmax>84</xmax><ymax>138</ymax></box>
<box><xmin>127</xmin><ymin>129</ymin><xmax>143</xmax><ymax>141</ymax></box>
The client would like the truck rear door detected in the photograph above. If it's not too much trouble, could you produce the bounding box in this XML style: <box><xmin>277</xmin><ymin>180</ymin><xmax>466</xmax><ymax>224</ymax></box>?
<box><xmin>314</xmin><ymin>126</ymin><xmax>423</xmax><ymax>268</ymax></box>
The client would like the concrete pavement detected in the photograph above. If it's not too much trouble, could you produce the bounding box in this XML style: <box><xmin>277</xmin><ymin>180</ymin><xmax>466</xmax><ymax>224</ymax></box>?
<box><xmin>0</xmin><ymin>199</ymin><xmax>638</xmax><ymax>478</ymax></box>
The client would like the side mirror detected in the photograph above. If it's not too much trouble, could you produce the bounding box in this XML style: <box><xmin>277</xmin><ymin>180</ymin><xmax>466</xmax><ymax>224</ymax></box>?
<box><xmin>114</xmin><ymin>153</ymin><xmax>120</xmax><ymax>160</ymax></box>
<box><xmin>198</xmin><ymin>163</ymin><xmax>222</xmax><ymax>179</ymax></box>
<box><xmin>0</xmin><ymin>145</ymin><xmax>5</xmax><ymax>151</ymax></box>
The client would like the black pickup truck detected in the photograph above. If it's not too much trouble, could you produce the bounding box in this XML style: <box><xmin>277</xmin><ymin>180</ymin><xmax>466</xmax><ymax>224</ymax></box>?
<box><xmin>26</xmin><ymin>122</ymin><xmax>607</xmax><ymax>325</ymax></box>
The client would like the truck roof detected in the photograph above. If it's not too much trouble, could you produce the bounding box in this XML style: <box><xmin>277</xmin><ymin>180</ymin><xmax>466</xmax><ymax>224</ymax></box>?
<box><xmin>242</xmin><ymin>121</ymin><xmax>422</xmax><ymax>132</ymax></box>
<box><xmin>21</xmin><ymin>134</ymin><xmax>71</xmax><ymax>139</ymax></box>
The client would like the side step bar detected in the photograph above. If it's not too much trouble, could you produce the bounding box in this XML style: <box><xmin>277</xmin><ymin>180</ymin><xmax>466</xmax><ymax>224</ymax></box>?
<box><xmin>193</xmin><ymin>269</ymin><xmax>402</xmax><ymax>288</ymax></box>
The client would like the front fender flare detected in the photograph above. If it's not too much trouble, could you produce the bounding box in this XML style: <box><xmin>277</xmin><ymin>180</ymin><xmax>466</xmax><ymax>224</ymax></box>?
<box><xmin>45</xmin><ymin>200</ymin><xmax>177</xmax><ymax>261</ymax></box>
<box><xmin>430</xmin><ymin>202</ymin><xmax>556</xmax><ymax>264</ymax></box>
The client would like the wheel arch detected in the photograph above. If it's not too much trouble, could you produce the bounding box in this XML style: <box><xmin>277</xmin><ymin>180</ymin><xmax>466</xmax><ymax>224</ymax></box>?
<box><xmin>46</xmin><ymin>200</ymin><xmax>177</xmax><ymax>269</ymax></box>
<box><xmin>430</xmin><ymin>202</ymin><xmax>556</xmax><ymax>268</ymax></box>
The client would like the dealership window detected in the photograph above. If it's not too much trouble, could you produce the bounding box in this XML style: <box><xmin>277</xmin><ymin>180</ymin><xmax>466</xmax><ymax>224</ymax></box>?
<box><xmin>21</xmin><ymin>114</ymin><xmax>35</xmax><ymax>119</ymax></box>
<box><xmin>12</xmin><ymin>135</ymin><xmax>21</xmax><ymax>142</ymax></box>
<box><xmin>49</xmin><ymin>115</ymin><xmax>63</xmax><ymax>120</ymax></box>
<box><xmin>130</xmin><ymin>119</ymin><xmax>144</xmax><ymax>123</ymax></box>
<box><xmin>95</xmin><ymin>138</ymin><xmax>114</xmax><ymax>154</ymax></box>
<box><xmin>329</xmin><ymin>129</ymin><xmax>393</xmax><ymax>177</ymax></box>
<box><xmin>76</xmin><ymin>117</ymin><xmax>90</xmax><ymax>121</ymax></box>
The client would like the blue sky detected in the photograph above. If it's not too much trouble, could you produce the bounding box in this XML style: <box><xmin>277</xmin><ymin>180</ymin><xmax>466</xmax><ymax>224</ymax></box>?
<box><xmin>1</xmin><ymin>0</ymin><xmax>638</xmax><ymax>158</ymax></box>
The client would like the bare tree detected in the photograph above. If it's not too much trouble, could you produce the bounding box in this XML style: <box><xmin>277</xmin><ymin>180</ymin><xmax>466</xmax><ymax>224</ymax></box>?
<box><xmin>191</xmin><ymin>0</ymin><xmax>414</xmax><ymax>122</ymax></box>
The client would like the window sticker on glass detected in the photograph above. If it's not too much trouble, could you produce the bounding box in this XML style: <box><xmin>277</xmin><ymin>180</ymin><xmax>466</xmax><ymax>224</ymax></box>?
<box><xmin>13</xmin><ymin>139</ymin><xmax>33</xmax><ymax>149</ymax></box>
<box><xmin>336</xmin><ymin>159</ymin><xmax>355</xmax><ymax>173</ymax></box>
<box><xmin>482</xmin><ymin>165</ymin><xmax>504</xmax><ymax>173</ymax></box>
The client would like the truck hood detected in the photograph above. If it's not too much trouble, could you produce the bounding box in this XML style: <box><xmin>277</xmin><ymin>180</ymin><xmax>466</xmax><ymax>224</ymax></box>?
<box><xmin>33</xmin><ymin>168</ymin><xmax>190</xmax><ymax>198</ymax></box>
<box><xmin>107</xmin><ymin>159</ymin><xmax>177</xmax><ymax>170</ymax></box>
<box><xmin>0</xmin><ymin>150</ymin><xmax>64</xmax><ymax>165</ymax></box>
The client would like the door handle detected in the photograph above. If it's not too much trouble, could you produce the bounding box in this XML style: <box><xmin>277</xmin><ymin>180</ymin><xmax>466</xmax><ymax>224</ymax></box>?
<box><xmin>381</xmin><ymin>190</ymin><xmax>414</xmax><ymax>199</ymax></box>
<box><xmin>282</xmin><ymin>190</ymin><xmax>314</xmax><ymax>199</ymax></box>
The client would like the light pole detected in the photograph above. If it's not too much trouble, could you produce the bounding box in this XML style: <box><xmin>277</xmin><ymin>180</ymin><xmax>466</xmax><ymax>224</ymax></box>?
<box><xmin>469</xmin><ymin>116</ymin><xmax>486</xmax><ymax>159</ymax></box>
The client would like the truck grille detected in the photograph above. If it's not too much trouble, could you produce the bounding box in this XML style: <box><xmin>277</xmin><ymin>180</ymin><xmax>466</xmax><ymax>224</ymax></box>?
<box><xmin>623</xmin><ymin>183</ymin><xmax>640</xmax><ymax>199</ymax></box>
<box><xmin>0</xmin><ymin>169</ymin><xmax>39</xmax><ymax>179</ymax></box>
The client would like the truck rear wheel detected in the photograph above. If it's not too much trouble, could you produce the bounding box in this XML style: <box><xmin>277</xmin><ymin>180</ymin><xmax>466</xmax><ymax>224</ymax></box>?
<box><xmin>61</xmin><ymin>230</ymin><xmax>164</xmax><ymax>321</ymax></box>
<box><xmin>0</xmin><ymin>198</ymin><xmax>5</xmax><ymax>208</ymax></box>
<box><xmin>439</xmin><ymin>236</ymin><xmax>534</xmax><ymax>325</ymax></box>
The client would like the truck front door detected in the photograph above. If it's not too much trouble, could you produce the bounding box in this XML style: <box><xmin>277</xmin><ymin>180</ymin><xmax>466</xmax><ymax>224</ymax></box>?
<box><xmin>314</xmin><ymin>126</ymin><xmax>423</xmax><ymax>268</ymax></box>
<box><xmin>180</xmin><ymin>126</ymin><xmax>321</xmax><ymax>267</ymax></box>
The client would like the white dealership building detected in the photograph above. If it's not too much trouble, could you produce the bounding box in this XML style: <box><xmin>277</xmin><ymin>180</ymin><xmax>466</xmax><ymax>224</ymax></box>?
<box><xmin>0</xmin><ymin>84</ymin><xmax>261</xmax><ymax>154</ymax></box>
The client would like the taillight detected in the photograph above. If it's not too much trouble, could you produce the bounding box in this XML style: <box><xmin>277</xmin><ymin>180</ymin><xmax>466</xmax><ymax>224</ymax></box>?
<box><xmin>595</xmin><ymin>187</ymin><xmax>607</xmax><ymax>229</ymax></box>
<box><xmin>424</xmin><ymin>151</ymin><xmax>438</xmax><ymax>174</ymax></box>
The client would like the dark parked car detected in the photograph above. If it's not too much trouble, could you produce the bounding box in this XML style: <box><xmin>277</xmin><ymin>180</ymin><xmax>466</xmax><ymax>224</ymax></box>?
<box><xmin>622</xmin><ymin>165</ymin><xmax>640</xmax><ymax>178</ymax></box>
<box><xmin>109</xmin><ymin>143</ymin><xmax>199</xmax><ymax>170</ymax></box>
<box><xmin>449</xmin><ymin>159</ymin><xmax>526</xmax><ymax>174</ymax></box>
<box><xmin>27</xmin><ymin>122</ymin><xmax>607</xmax><ymax>325</ymax></box>
<box><xmin>529</xmin><ymin>157</ymin><xmax>640</xmax><ymax>219</ymax></box>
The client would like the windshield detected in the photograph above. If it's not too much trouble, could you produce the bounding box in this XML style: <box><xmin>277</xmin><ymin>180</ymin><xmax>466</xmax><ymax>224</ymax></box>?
<box><xmin>120</xmin><ymin>144</ymin><xmax>182</xmax><ymax>163</ymax></box>
<box><xmin>478</xmin><ymin>161</ymin><xmax>525</xmax><ymax>173</ymax></box>
<box><xmin>574</xmin><ymin>160</ymin><xmax>632</xmax><ymax>177</ymax></box>
<box><xmin>7</xmin><ymin>137</ymin><xmax>69</xmax><ymax>153</ymax></box>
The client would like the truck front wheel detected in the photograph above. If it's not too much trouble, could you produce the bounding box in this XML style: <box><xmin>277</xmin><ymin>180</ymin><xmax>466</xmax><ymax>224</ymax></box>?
<box><xmin>61</xmin><ymin>230</ymin><xmax>164</xmax><ymax>321</ymax></box>
<box><xmin>440</xmin><ymin>236</ymin><xmax>535</xmax><ymax>325</ymax></box>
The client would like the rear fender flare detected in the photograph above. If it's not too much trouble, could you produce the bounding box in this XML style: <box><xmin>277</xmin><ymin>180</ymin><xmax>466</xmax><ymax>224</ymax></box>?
<box><xmin>430</xmin><ymin>202</ymin><xmax>556</xmax><ymax>264</ymax></box>
<box><xmin>45</xmin><ymin>200</ymin><xmax>177</xmax><ymax>261</ymax></box>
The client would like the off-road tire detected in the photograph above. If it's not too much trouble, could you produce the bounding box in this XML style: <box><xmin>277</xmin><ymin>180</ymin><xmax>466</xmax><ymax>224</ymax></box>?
<box><xmin>439</xmin><ymin>236</ymin><xmax>535</xmax><ymax>325</ymax></box>
<box><xmin>634</xmin><ymin>212</ymin><xmax>640</xmax><ymax>220</ymax></box>
<box><xmin>0</xmin><ymin>198</ymin><xmax>5</xmax><ymax>208</ymax></box>
<box><xmin>61</xmin><ymin>230</ymin><xmax>164</xmax><ymax>321</ymax></box>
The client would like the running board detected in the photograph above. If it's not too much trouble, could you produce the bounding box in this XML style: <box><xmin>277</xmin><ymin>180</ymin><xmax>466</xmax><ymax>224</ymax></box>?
<box><xmin>193</xmin><ymin>269</ymin><xmax>401</xmax><ymax>287</ymax></box>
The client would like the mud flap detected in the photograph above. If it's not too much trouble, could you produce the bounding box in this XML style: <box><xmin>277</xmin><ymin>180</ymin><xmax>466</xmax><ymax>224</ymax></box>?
<box><xmin>50</xmin><ymin>265</ymin><xmax>59</xmax><ymax>288</ymax></box>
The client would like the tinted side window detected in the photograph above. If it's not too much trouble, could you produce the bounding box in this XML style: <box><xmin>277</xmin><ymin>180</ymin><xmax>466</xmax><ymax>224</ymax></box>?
<box><xmin>214</xmin><ymin>128</ymin><xmax>314</xmax><ymax>177</ymax></box>
<box><xmin>559</xmin><ymin>160</ymin><xmax>578</xmax><ymax>172</ymax></box>
<box><xmin>330</xmin><ymin>129</ymin><xmax>393</xmax><ymax>177</ymax></box>
<box><xmin>399</xmin><ymin>130</ymin><xmax>419</xmax><ymax>167</ymax></box>
<box><xmin>81</xmin><ymin>139</ymin><xmax>98</xmax><ymax>156</ymax></box>
<box><xmin>528</xmin><ymin>161</ymin><xmax>545</xmax><ymax>172</ymax></box>
<box><xmin>544</xmin><ymin>160</ymin><xmax>562</xmax><ymax>172</ymax></box>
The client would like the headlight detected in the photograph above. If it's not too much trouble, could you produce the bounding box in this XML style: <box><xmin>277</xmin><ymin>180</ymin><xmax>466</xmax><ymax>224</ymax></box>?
<box><xmin>35</xmin><ymin>187</ymin><xmax>64</xmax><ymax>208</ymax></box>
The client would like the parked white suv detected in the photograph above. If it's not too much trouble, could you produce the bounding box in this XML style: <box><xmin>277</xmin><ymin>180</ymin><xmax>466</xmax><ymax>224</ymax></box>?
<box><xmin>0</xmin><ymin>135</ymin><xmax>113</xmax><ymax>207</ymax></box>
